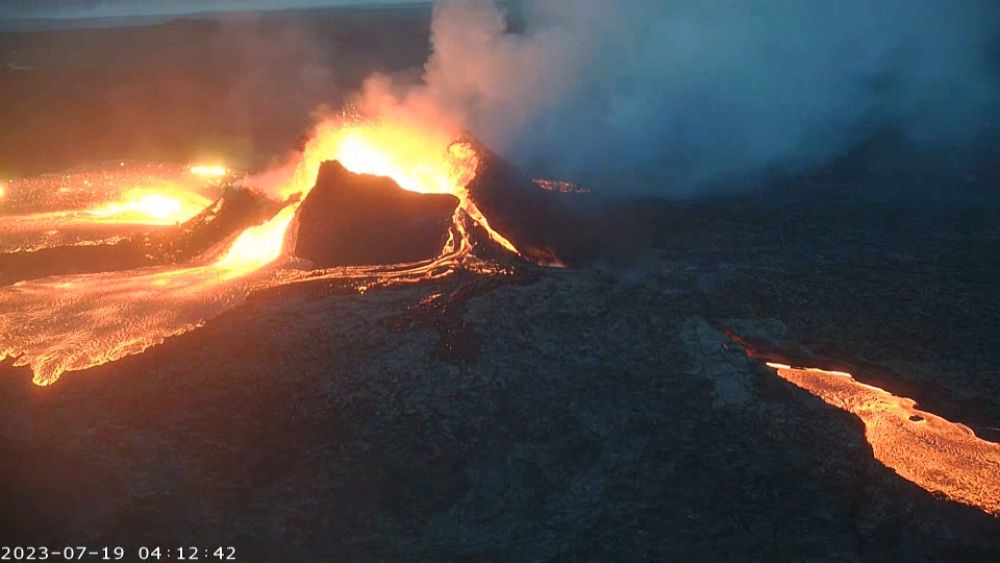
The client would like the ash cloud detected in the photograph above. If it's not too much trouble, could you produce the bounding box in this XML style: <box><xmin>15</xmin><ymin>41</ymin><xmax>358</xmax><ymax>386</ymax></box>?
<box><xmin>383</xmin><ymin>0</ymin><xmax>1000</xmax><ymax>196</ymax></box>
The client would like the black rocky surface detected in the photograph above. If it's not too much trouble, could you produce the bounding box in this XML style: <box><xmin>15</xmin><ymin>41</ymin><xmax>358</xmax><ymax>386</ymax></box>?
<box><xmin>1</xmin><ymin>189</ymin><xmax>999</xmax><ymax>561</ymax></box>
<box><xmin>293</xmin><ymin>161</ymin><xmax>458</xmax><ymax>267</ymax></box>
<box><xmin>465</xmin><ymin>139</ymin><xmax>602</xmax><ymax>267</ymax></box>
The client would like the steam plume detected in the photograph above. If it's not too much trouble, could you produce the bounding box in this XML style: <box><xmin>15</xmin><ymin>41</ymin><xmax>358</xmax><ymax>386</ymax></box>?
<box><xmin>363</xmin><ymin>0</ymin><xmax>1000</xmax><ymax>196</ymax></box>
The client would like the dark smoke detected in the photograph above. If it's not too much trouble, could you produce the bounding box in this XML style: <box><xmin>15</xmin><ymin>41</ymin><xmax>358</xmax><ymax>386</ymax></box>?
<box><xmin>404</xmin><ymin>0</ymin><xmax>1000</xmax><ymax>196</ymax></box>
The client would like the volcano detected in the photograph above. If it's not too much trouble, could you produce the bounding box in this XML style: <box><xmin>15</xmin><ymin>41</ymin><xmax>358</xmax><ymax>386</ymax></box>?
<box><xmin>0</xmin><ymin>121</ymin><xmax>592</xmax><ymax>386</ymax></box>
<box><xmin>2</xmin><ymin>120</ymin><xmax>998</xmax><ymax>544</ymax></box>
<box><xmin>3</xmin><ymin>5</ymin><xmax>1000</xmax><ymax>561</ymax></box>
<box><xmin>1</xmin><ymin>126</ymin><xmax>998</xmax><ymax>563</ymax></box>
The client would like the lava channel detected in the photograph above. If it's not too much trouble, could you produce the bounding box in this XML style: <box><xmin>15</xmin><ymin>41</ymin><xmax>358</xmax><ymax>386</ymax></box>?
<box><xmin>766</xmin><ymin>362</ymin><xmax>1000</xmax><ymax>517</ymax></box>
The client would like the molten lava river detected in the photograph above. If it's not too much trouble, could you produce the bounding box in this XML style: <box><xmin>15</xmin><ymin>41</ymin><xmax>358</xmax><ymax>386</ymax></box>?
<box><xmin>0</xmin><ymin>118</ymin><xmax>518</xmax><ymax>386</ymax></box>
<box><xmin>0</xmin><ymin>161</ymin><xmax>221</xmax><ymax>253</ymax></box>
<box><xmin>765</xmin><ymin>362</ymin><xmax>1000</xmax><ymax>517</ymax></box>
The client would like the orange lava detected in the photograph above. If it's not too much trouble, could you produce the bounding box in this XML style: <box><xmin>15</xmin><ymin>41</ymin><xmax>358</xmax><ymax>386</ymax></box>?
<box><xmin>269</xmin><ymin>117</ymin><xmax>521</xmax><ymax>257</ymax></box>
<box><xmin>189</xmin><ymin>164</ymin><xmax>228</xmax><ymax>178</ymax></box>
<box><xmin>0</xmin><ymin>162</ymin><xmax>221</xmax><ymax>252</ymax></box>
<box><xmin>767</xmin><ymin>362</ymin><xmax>1000</xmax><ymax>517</ymax></box>
<box><xmin>214</xmin><ymin>206</ymin><xmax>297</xmax><ymax>279</ymax></box>
<box><xmin>0</xmin><ymin>116</ymin><xmax>527</xmax><ymax>385</ymax></box>
<box><xmin>82</xmin><ymin>187</ymin><xmax>212</xmax><ymax>225</ymax></box>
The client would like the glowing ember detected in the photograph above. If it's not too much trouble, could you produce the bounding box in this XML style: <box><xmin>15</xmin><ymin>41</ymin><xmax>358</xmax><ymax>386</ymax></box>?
<box><xmin>766</xmin><ymin>362</ymin><xmax>1000</xmax><ymax>517</ymax></box>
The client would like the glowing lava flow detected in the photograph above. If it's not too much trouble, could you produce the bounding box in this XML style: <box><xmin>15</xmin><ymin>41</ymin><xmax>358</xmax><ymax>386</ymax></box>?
<box><xmin>0</xmin><ymin>163</ymin><xmax>221</xmax><ymax>252</ymax></box>
<box><xmin>766</xmin><ymin>362</ymin><xmax>1000</xmax><ymax>517</ymax></box>
<box><xmin>189</xmin><ymin>164</ymin><xmax>228</xmax><ymax>178</ymax></box>
<box><xmin>82</xmin><ymin>187</ymin><xmax>212</xmax><ymax>225</ymax></box>
<box><xmin>1</xmin><ymin>117</ymin><xmax>523</xmax><ymax>385</ymax></box>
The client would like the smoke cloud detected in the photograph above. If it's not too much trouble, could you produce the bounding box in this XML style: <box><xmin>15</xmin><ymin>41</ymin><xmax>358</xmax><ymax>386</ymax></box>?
<box><xmin>364</xmin><ymin>0</ymin><xmax>1000</xmax><ymax>196</ymax></box>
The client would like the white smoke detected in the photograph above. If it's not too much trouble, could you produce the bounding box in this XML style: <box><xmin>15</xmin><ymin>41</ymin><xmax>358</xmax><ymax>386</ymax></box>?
<box><xmin>364</xmin><ymin>0</ymin><xmax>1000</xmax><ymax>196</ymax></box>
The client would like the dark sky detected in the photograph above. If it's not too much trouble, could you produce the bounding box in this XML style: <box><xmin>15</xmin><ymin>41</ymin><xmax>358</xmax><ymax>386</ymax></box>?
<box><xmin>0</xmin><ymin>0</ymin><xmax>423</xmax><ymax>19</ymax></box>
